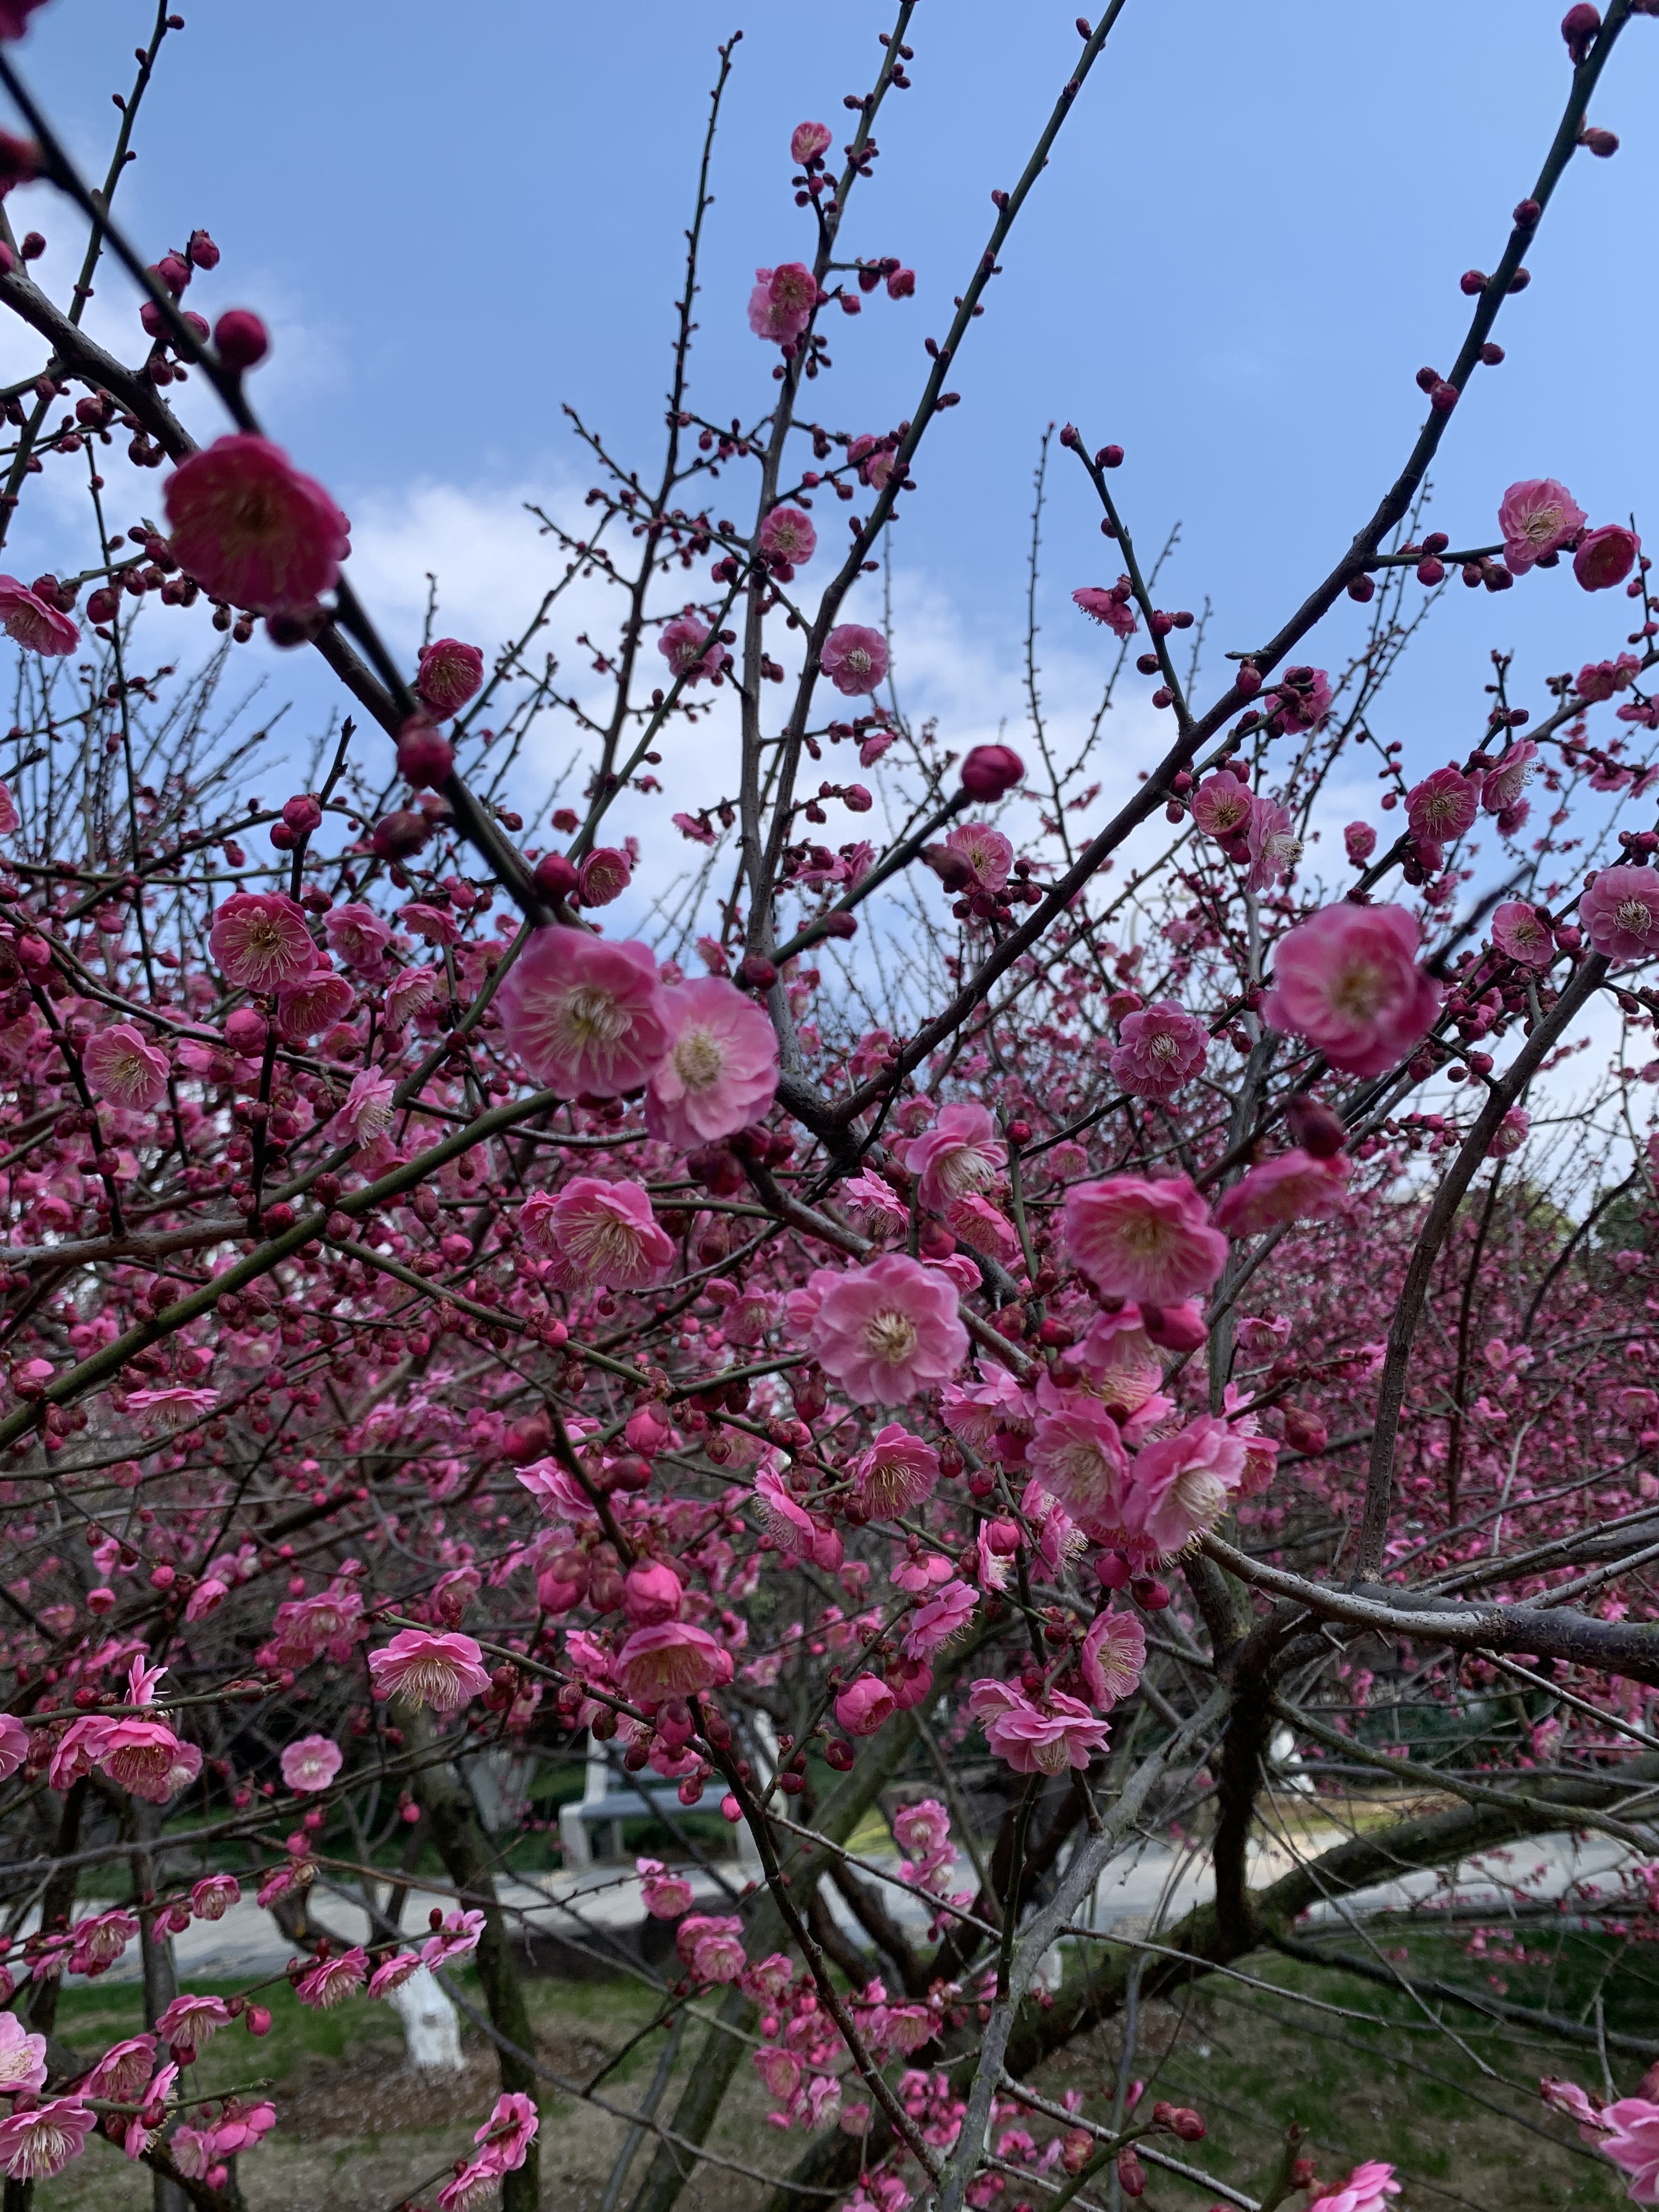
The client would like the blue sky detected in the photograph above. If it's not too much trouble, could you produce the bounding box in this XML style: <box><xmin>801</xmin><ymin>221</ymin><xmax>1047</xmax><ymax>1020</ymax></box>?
<box><xmin>4</xmin><ymin>2</ymin><xmax>1658</xmax><ymax>847</ymax></box>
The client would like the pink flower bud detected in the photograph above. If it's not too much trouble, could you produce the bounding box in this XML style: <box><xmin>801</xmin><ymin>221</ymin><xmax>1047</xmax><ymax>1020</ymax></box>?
<box><xmin>281</xmin><ymin>793</ymin><xmax>322</xmax><ymax>836</ymax></box>
<box><xmin>791</xmin><ymin>120</ymin><xmax>833</xmax><ymax>166</ymax></box>
<box><xmin>396</xmin><ymin>720</ymin><xmax>455</xmax><ymax>789</ymax></box>
<box><xmin>188</xmin><ymin>228</ymin><xmax>221</xmax><ymax>270</ymax></box>
<box><xmin>370</xmin><ymin>810</ymin><xmax>432</xmax><ymax>862</ymax></box>
<box><xmin>532</xmin><ymin>852</ymin><xmax>578</xmax><ymax>901</ymax></box>
<box><xmin>1574</xmin><ymin>523</ymin><xmax>1640</xmax><ymax>592</ymax></box>
<box><xmin>213</xmin><ymin>309</ymin><xmax>269</xmax><ymax>372</ymax></box>
<box><xmin>960</xmin><ymin>743</ymin><xmax>1024</xmax><ymax>800</ymax></box>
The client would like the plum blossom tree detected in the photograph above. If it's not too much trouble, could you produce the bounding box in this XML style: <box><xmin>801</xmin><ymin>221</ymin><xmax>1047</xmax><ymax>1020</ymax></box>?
<box><xmin>0</xmin><ymin>7</ymin><xmax>1651</xmax><ymax>2212</ymax></box>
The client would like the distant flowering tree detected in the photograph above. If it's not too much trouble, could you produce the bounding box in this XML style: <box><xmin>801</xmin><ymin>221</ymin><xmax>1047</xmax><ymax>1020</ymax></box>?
<box><xmin>0</xmin><ymin>7</ymin><xmax>1652</xmax><ymax>2212</ymax></box>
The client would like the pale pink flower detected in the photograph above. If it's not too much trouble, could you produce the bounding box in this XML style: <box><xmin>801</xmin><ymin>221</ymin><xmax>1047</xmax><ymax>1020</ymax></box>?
<box><xmin>1575</xmin><ymin>523</ymin><xmax>1640</xmax><ymax>592</ymax></box>
<box><xmin>1246</xmin><ymin>798</ymin><xmax>1302</xmax><ymax>891</ymax></box>
<box><xmin>69</xmin><ymin>1907</ymin><xmax>139</xmax><ymax>1976</ymax></box>
<box><xmin>1307</xmin><ymin>2161</ymin><xmax>1402</xmax><ymax>2212</ymax></box>
<box><xmin>901</xmin><ymin>1578</ymin><xmax>977</xmax><ymax>1658</ymax></box>
<box><xmin>331</xmin><ymin>1069</ymin><xmax>396</xmax><ymax>1143</ymax></box>
<box><xmin>1073</xmin><ymin>581</ymin><xmax>1137</xmax><ymax>639</ymax></box>
<box><xmin>1080</xmin><ymin>1611</ymin><xmax>1146</xmax><ymax>1709</ymax></box>
<box><xmin>476</xmin><ymin>2093</ymin><xmax>539</xmax><ymax>2173</ymax></box>
<box><xmin>1073</xmin><ymin>1308</ymin><xmax>1165</xmax><ymax>1419</ymax></box>
<box><xmin>968</xmin><ymin>1681</ymin><xmax>1109</xmax><ymax>1774</ymax></box>
<box><xmin>836</xmin><ymin>1675</ymin><xmax>897</xmax><ymax>1736</ymax></box>
<box><xmin>839</xmin><ymin>1171</ymin><xmax>909</xmax><ymax>1242</ymax></box>
<box><xmin>549</xmin><ymin>1176</ymin><xmax>674</xmax><ymax>1289</ymax></box>
<box><xmin>0</xmin><ymin>575</ymin><xmax>77</xmax><ymax>656</ymax></box>
<box><xmin>0</xmin><ymin>2013</ymin><xmax>46</xmax><ymax>2092</ymax></box>
<box><xmin>1261</xmin><ymin>902</ymin><xmax>1441</xmax><ymax>1078</ymax></box>
<box><xmin>1063</xmin><ymin>1175</ymin><xmax>1228</xmax><ymax>1305</ymax></box>
<box><xmin>80</xmin><ymin>1023</ymin><xmax>169</xmax><ymax>1108</ymax></box>
<box><xmin>209</xmin><ymin>890</ymin><xmax>317</xmax><ymax>990</ymax></box>
<box><xmin>155</xmin><ymin>1992</ymin><xmax>232</xmax><ymax>2059</ymax></box>
<box><xmin>1482</xmin><ymin>741</ymin><xmax>1537</xmax><ymax>813</ymax></box>
<box><xmin>296</xmin><ymin>1946</ymin><xmax>367</xmax><ymax>2008</ymax></box>
<box><xmin>753</xmin><ymin>1466</ymin><xmax>822</xmax><ymax>1561</ymax></box>
<box><xmin>191</xmin><ymin>1875</ymin><xmax>240</xmax><ymax>1921</ymax></box>
<box><xmin>1214</xmin><ymin>1149</ymin><xmax>1352</xmax><ymax>1238</ymax></box>
<box><xmin>854</xmin><ymin>1424</ymin><xmax>940</xmax><ymax>1519</ymax></box>
<box><xmin>755</xmin><ymin>2046</ymin><xmax>803</xmax><ymax>2102</ymax></box>
<box><xmin>82</xmin><ymin>2035</ymin><xmax>155</xmax><ymax>2101</ymax></box>
<box><xmin>421</xmin><ymin>1909</ymin><xmax>486</xmax><ymax>1969</ymax></box>
<box><xmin>748</xmin><ymin>262</ymin><xmax>816</xmax><ymax>346</ymax></box>
<box><xmin>1109</xmin><ymin>1001</ymin><xmax>1207</xmax><ymax>1102</ymax></box>
<box><xmin>945</xmin><ymin>821</ymin><xmax>1014</xmax><ymax>891</ymax></box>
<box><xmin>95</xmin><ymin>1710</ymin><xmax>196</xmax><ymax>1803</ymax></box>
<box><xmin>616</xmin><ymin>1620</ymin><xmax>732</xmax><ymax>1708</ymax></box>
<box><xmin>496</xmin><ymin>927</ymin><xmax>669</xmax><ymax>1098</ymax></box>
<box><xmin>416</xmin><ymin>637</ymin><xmax>485</xmax><ymax>717</ymax></box>
<box><xmin>1190</xmin><ymin>770</ymin><xmax>1254</xmax><ymax>840</ymax></box>
<box><xmin>1272</xmin><ymin>667</ymin><xmax>1331</xmax><ymax>732</ymax></box>
<box><xmin>810</xmin><ymin>1254</ymin><xmax>969</xmax><ymax>1406</ymax></box>
<box><xmin>760</xmin><ymin>506</ymin><xmax>817</xmax><ymax>567</ymax></box>
<box><xmin>280</xmin><ymin>1733</ymin><xmax>342</xmax><ymax>1793</ymax></box>
<box><xmin>1028</xmin><ymin>1401</ymin><xmax>1131</xmax><ymax>1537</ymax></box>
<box><xmin>821</xmin><ymin>624</ymin><xmax>889</xmax><ymax>696</ymax></box>
<box><xmin>1406</xmin><ymin>766</ymin><xmax>1478</xmax><ymax>845</ymax></box>
<box><xmin>164</xmin><ymin>434</ymin><xmax>351</xmax><ymax>613</ymax></box>
<box><xmin>646</xmin><ymin>976</ymin><xmax>778</xmax><ymax>1147</ymax></box>
<box><xmin>368</xmin><ymin>1952</ymin><xmax>421</xmax><ymax>1997</ymax></box>
<box><xmin>791</xmin><ymin>121</ymin><xmax>832</xmax><ymax>163</ymax></box>
<box><xmin>1592</xmin><ymin>2099</ymin><xmax>1659</xmax><ymax>2200</ymax></box>
<box><xmin>275</xmin><ymin>967</ymin><xmax>354</xmax><ymax>1041</ymax></box>
<box><xmin>677</xmin><ymin>1913</ymin><xmax>747</xmax><ymax>1983</ymax></box>
<box><xmin>658</xmin><ymin>614</ymin><xmax>727</xmax><ymax>684</ymax></box>
<box><xmin>1491</xmin><ymin>899</ymin><xmax>1555</xmax><ymax>967</ymax></box>
<box><xmin>638</xmin><ymin>1858</ymin><xmax>695</xmax><ymax>1919</ymax></box>
<box><xmin>368</xmin><ymin>1627</ymin><xmax>492</xmax><ymax>1712</ymax></box>
<box><xmin>1124</xmin><ymin>1417</ymin><xmax>1248</xmax><ymax>1558</ymax></box>
<box><xmin>906</xmin><ymin>1102</ymin><xmax>1002</xmax><ymax>1209</ymax></box>
<box><xmin>1490</xmin><ymin>1105</ymin><xmax>1530</xmax><ymax>1158</ymax></box>
<box><xmin>324</xmin><ymin>901</ymin><xmax>393</xmax><ymax>972</ymax></box>
<box><xmin>1498</xmin><ymin>478</ymin><xmax>1586</xmax><ymax>574</ymax></box>
<box><xmin>1582</xmin><ymin>866</ymin><xmax>1659</xmax><ymax>963</ymax></box>
<box><xmin>0</xmin><ymin>2099</ymin><xmax>94</xmax><ymax>2181</ymax></box>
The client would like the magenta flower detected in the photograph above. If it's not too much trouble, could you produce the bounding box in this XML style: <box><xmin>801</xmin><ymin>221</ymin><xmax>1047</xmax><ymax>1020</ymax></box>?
<box><xmin>1260</xmin><ymin>901</ymin><xmax>1441</xmax><ymax>1078</ymax></box>
<box><xmin>368</xmin><ymin>1952</ymin><xmax>421</xmax><ymax>1999</ymax></box>
<box><xmin>1491</xmin><ymin>899</ymin><xmax>1555</xmax><ymax>968</ymax></box>
<box><xmin>810</xmin><ymin>1253</ymin><xmax>969</xmax><ymax>1405</ymax></box>
<box><xmin>274</xmin><ymin>967</ymin><xmax>354</xmax><ymax>1042</ymax></box>
<box><xmin>1344</xmin><ymin>821</ymin><xmax>1376</xmax><ymax>866</ymax></box>
<box><xmin>1498</xmin><ymin>478</ymin><xmax>1586</xmax><ymax>574</ymax></box>
<box><xmin>901</xmin><ymin>1578</ymin><xmax>978</xmax><ymax>1659</ymax></box>
<box><xmin>838</xmin><ymin>1171</ymin><xmax>909</xmax><ymax>1243</ymax></box>
<box><xmin>496</xmin><ymin>927</ymin><xmax>669</xmax><ymax>1099</ymax></box>
<box><xmin>324</xmin><ymin>901</ymin><xmax>393</xmax><ymax>973</ymax></box>
<box><xmin>208</xmin><ymin>890</ymin><xmax>317</xmax><ymax>991</ymax></box>
<box><xmin>368</xmin><ymin>1627</ymin><xmax>492</xmax><ymax>1712</ymax></box>
<box><xmin>760</xmin><ymin>505</ymin><xmax>818</xmax><ymax>567</ymax></box>
<box><xmin>639</xmin><ymin>1857</ymin><xmax>695</xmax><ymax>1920</ymax></box>
<box><xmin>1073</xmin><ymin>582</ymin><xmax>1137</xmax><ymax>639</ymax></box>
<box><xmin>624</xmin><ymin>1561</ymin><xmax>684</xmax><ymax>1626</ymax></box>
<box><xmin>1592</xmin><ymin>2098</ymin><xmax>1659</xmax><ymax>2201</ymax></box>
<box><xmin>421</xmin><ymin>1909</ymin><xmax>486</xmax><ymax>1969</ymax></box>
<box><xmin>578</xmin><ymin>847</ymin><xmax>631</xmax><ymax>907</ymax></box>
<box><xmin>1306</xmin><ymin>2162</ymin><xmax>1402</xmax><ymax>2212</ymax></box>
<box><xmin>81</xmin><ymin>2035</ymin><xmax>155</xmax><ymax>2101</ymax></box>
<box><xmin>164</xmin><ymin>434</ymin><xmax>351</xmax><ymax>613</ymax></box>
<box><xmin>906</xmin><ymin>1101</ymin><xmax>1003</xmax><ymax>1209</ymax></box>
<box><xmin>295</xmin><ymin>1947</ymin><xmax>367</xmax><ymax>2010</ymax></box>
<box><xmin>1109</xmin><ymin>1001</ymin><xmax>1208</xmax><ymax>1102</ymax></box>
<box><xmin>0</xmin><ymin>2100</ymin><xmax>95</xmax><ymax>2182</ymax></box>
<box><xmin>1482</xmin><ymin>741</ymin><xmax>1537</xmax><ymax>813</ymax></box>
<box><xmin>646</xmin><ymin>975</ymin><xmax>778</xmax><ymax>1147</ymax></box>
<box><xmin>1124</xmin><ymin>1417</ymin><xmax>1248</xmax><ymax>1558</ymax></box>
<box><xmin>676</xmin><ymin>1912</ymin><xmax>747</xmax><ymax>1983</ymax></box>
<box><xmin>415</xmin><ymin>636</ymin><xmax>485</xmax><ymax>717</ymax></box>
<box><xmin>280</xmin><ymin>1733</ymin><xmax>343</xmax><ymax>1794</ymax></box>
<box><xmin>475</xmin><ymin>2093</ymin><xmax>539</xmax><ymax>2174</ymax></box>
<box><xmin>1246</xmin><ymin>797</ymin><xmax>1302</xmax><ymax>891</ymax></box>
<box><xmin>754</xmin><ymin>1466</ymin><xmax>823</xmax><ymax>1562</ymax></box>
<box><xmin>658</xmin><ymin>614</ymin><xmax>727</xmax><ymax>684</ymax></box>
<box><xmin>94</xmin><ymin>1711</ymin><xmax>196</xmax><ymax>1804</ymax></box>
<box><xmin>549</xmin><ymin>1176</ymin><xmax>674</xmax><ymax>1289</ymax></box>
<box><xmin>0</xmin><ymin>2015</ymin><xmax>45</xmax><ymax>2094</ymax></box>
<box><xmin>0</xmin><ymin>2</ymin><xmax>52</xmax><ymax>40</ymax></box>
<box><xmin>616</xmin><ymin>1620</ymin><xmax>732</xmax><ymax>1708</ymax></box>
<box><xmin>331</xmin><ymin>1069</ymin><xmax>396</xmax><ymax>1144</ymax></box>
<box><xmin>1190</xmin><ymin>771</ymin><xmax>1254</xmax><ymax>840</ymax></box>
<box><xmin>1063</xmin><ymin>1175</ymin><xmax>1228</xmax><ymax>1306</ymax></box>
<box><xmin>1214</xmin><ymin>1149</ymin><xmax>1352</xmax><ymax>1238</ymax></box>
<box><xmin>968</xmin><ymin>1680</ymin><xmax>1109</xmax><ymax>1774</ymax></box>
<box><xmin>440</xmin><ymin>2159</ymin><xmax>509</xmax><ymax>2212</ymax></box>
<box><xmin>82</xmin><ymin>1023</ymin><xmax>170</xmax><ymax>1109</ymax></box>
<box><xmin>1080</xmin><ymin>1610</ymin><xmax>1147</xmax><ymax>1709</ymax></box>
<box><xmin>1575</xmin><ymin>522</ymin><xmax>1640</xmax><ymax>592</ymax></box>
<box><xmin>190</xmin><ymin>1875</ymin><xmax>240</xmax><ymax>1922</ymax></box>
<box><xmin>835</xmin><ymin>1674</ymin><xmax>897</xmax><ymax>1736</ymax></box>
<box><xmin>1404</xmin><ymin>766</ymin><xmax>1477</xmax><ymax>848</ymax></box>
<box><xmin>821</xmin><ymin>624</ymin><xmax>890</xmax><ymax>696</ymax></box>
<box><xmin>1581</xmin><ymin>865</ymin><xmax>1659</xmax><ymax>962</ymax></box>
<box><xmin>945</xmin><ymin>820</ymin><xmax>1014</xmax><ymax>891</ymax></box>
<box><xmin>791</xmin><ymin>120</ymin><xmax>833</xmax><ymax>163</ymax></box>
<box><xmin>748</xmin><ymin>262</ymin><xmax>817</xmax><ymax>346</ymax></box>
<box><xmin>1028</xmin><ymin>1402</ymin><xmax>1131</xmax><ymax>1538</ymax></box>
<box><xmin>155</xmin><ymin>1992</ymin><xmax>232</xmax><ymax>2059</ymax></box>
<box><xmin>854</xmin><ymin>1423</ymin><xmax>940</xmax><ymax>1519</ymax></box>
<box><xmin>0</xmin><ymin>575</ymin><xmax>77</xmax><ymax>656</ymax></box>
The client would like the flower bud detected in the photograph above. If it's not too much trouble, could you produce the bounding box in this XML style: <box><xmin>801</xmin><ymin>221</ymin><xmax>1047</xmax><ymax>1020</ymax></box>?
<box><xmin>281</xmin><ymin>793</ymin><xmax>323</xmax><ymax>836</ymax></box>
<box><xmin>188</xmin><ymin>228</ymin><xmax>221</xmax><ymax>270</ymax></box>
<box><xmin>370</xmin><ymin>810</ymin><xmax>432</xmax><ymax>862</ymax></box>
<box><xmin>396</xmin><ymin>721</ymin><xmax>454</xmax><ymax>790</ymax></box>
<box><xmin>532</xmin><ymin>852</ymin><xmax>579</xmax><ymax>901</ymax></box>
<box><xmin>1284</xmin><ymin>1092</ymin><xmax>1346</xmax><ymax>1158</ymax></box>
<box><xmin>213</xmin><ymin>309</ymin><xmax>269</xmax><ymax>371</ymax></box>
<box><xmin>1562</xmin><ymin>4</ymin><xmax>1601</xmax><ymax>63</ymax></box>
<box><xmin>960</xmin><ymin>743</ymin><xmax>1024</xmax><ymax>800</ymax></box>
<box><xmin>741</xmin><ymin>953</ymin><xmax>778</xmax><ymax>991</ymax></box>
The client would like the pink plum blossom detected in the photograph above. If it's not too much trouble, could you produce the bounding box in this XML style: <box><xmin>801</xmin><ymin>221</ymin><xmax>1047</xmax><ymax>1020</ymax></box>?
<box><xmin>791</xmin><ymin>121</ymin><xmax>833</xmax><ymax>163</ymax></box>
<box><xmin>639</xmin><ymin>1858</ymin><xmax>695</xmax><ymax>1918</ymax></box>
<box><xmin>1306</xmin><ymin>2162</ymin><xmax>1402</xmax><ymax>2212</ymax></box>
<box><xmin>1246</xmin><ymin>798</ymin><xmax>1302</xmax><ymax>891</ymax></box>
<box><xmin>0</xmin><ymin>2013</ymin><xmax>45</xmax><ymax>2092</ymax></box>
<box><xmin>658</xmin><ymin>614</ymin><xmax>729</xmax><ymax>684</ymax></box>
<box><xmin>1063</xmin><ymin>1175</ymin><xmax>1228</xmax><ymax>1305</ymax></box>
<box><xmin>82</xmin><ymin>1024</ymin><xmax>170</xmax><ymax>1108</ymax></box>
<box><xmin>836</xmin><ymin>1674</ymin><xmax>897</xmax><ymax>1736</ymax></box>
<box><xmin>1190</xmin><ymin>771</ymin><xmax>1254</xmax><ymax>840</ymax></box>
<box><xmin>1214</xmin><ymin>1149</ymin><xmax>1352</xmax><ymax>1238</ymax></box>
<box><xmin>208</xmin><ymin>891</ymin><xmax>317</xmax><ymax>991</ymax></box>
<box><xmin>945</xmin><ymin>821</ymin><xmax>1014</xmax><ymax>891</ymax></box>
<box><xmin>422</xmin><ymin>1910</ymin><xmax>486</xmax><ymax>1968</ymax></box>
<box><xmin>1109</xmin><ymin>1001</ymin><xmax>1208</xmax><ymax>1101</ymax></box>
<box><xmin>275</xmin><ymin>967</ymin><xmax>354</xmax><ymax>1041</ymax></box>
<box><xmin>280</xmin><ymin>1733</ymin><xmax>343</xmax><ymax>1793</ymax></box>
<box><xmin>1405</xmin><ymin>766</ymin><xmax>1477</xmax><ymax>845</ymax></box>
<box><xmin>1028</xmin><ymin>1401</ymin><xmax>1131</xmax><ymax>1539</ymax></box>
<box><xmin>331</xmin><ymin>1069</ymin><xmax>396</xmax><ymax>1144</ymax></box>
<box><xmin>81</xmin><ymin>2035</ymin><xmax>155</xmax><ymax>2100</ymax></box>
<box><xmin>1576</xmin><ymin>523</ymin><xmax>1640</xmax><ymax>591</ymax></box>
<box><xmin>1073</xmin><ymin>580</ymin><xmax>1137</xmax><ymax>638</ymax></box>
<box><xmin>1491</xmin><ymin>899</ymin><xmax>1555</xmax><ymax>967</ymax></box>
<box><xmin>616</xmin><ymin>1620</ymin><xmax>732</xmax><ymax>1708</ymax></box>
<box><xmin>748</xmin><ymin>262</ymin><xmax>817</xmax><ymax>346</ymax></box>
<box><xmin>476</xmin><ymin>2093</ymin><xmax>539</xmax><ymax>2173</ymax></box>
<box><xmin>296</xmin><ymin>1947</ymin><xmax>367</xmax><ymax>2008</ymax></box>
<box><xmin>191</xmin><ymin>1875</ymin><xmax>240</xmax><ymax>1921</ymax></box>
<box><xmin>1482</xmin><ymin>741</ymin><xmax>1537</xmax><ymax>813</ymax></box>
<box><xmin>855</xmin><ymin>1424</ymin><xmax>940</xmax><ymax>1517</ymax></box>
<box><xmin>810</xmin><ymin>1254</ymin><xmax>969</xmax><ymax>1405</ymax></box>
<box><xmin>646</xmin><ymin>976</ymin><xmax>779</xmax><ymax>1147</ymax></box>
<box><xmin>416</xmin><ymin>637</ymin><xmax>485</xmax><ymax>716</ymax></box>
<box><xmin>821</xmin><ymin>624</ymin><xmax>889</xmax><ymax>696</ymax></box>
<box><xmin>760</xmin><ymin>506</ymin><xmax>817</xmax><ymax>567</ymax></box>
<box><xmin>0</xmin><ymin>576</ymin><xmax>77</xmax><ymax>655</ymax></box>
<box><xmin>1581</xmin><ymin>866</ymin><xmax>1659</xmax><ymax>963</ymax></box>
<box><xmin>369</xmin><ymin>1953</ymin><xmax>421</xmax><ymax>1998</ymax></box>
<box><xmin>906</xmin><ymin>1102</ymin><xmax>1002</xmax><ymax>1209</ymax></box>
<box><xmin>677</xmin><ymin>1913</ymin><xmax>747</xmax><ymax>1982</ymax></box>
<box><xmin>1080</xmin><ymin>1610</ymin><xmax>1147</xmax><ymax>1709</ymax></box>
<box><xmin>549</xmin><ymin>1176</ymin><xmax>674</xmax><ymax>1289</ymax></box>
<box><xmin>1124</xmin><ymin>1417</ymin><xmax>1248</xmax><ymax>1557</ymax></box>
<box><xmin>155</xmin><ymin>1992</ymin><xmax>232</xmax><ymax>2058</ymax></box>
<box><xmin>324</xmin><ymin>902</ymin><xmax>393</xmax><ymax>972</ymax></box>
<box><xmin>968</xmin><ymin>1680</ymin><xmax>1110</xmax><ymax>1774</ymax></box>
<box><xmin>0</xmin><ymin>2100</ymin><xmax>95</xmax><ymax>2181</ymax></box>
<box><xmin>901</xmin><ymin>1578</ymin><xmax>977</xmax><ymax>1658</ymax></box>
<box><xmin>496</xmin><ymin>928</ymin><xmax>669</xmax><ymax>1098</ymax></box>
<box><xmin>1498</xmin><ymin>478</ymin><xmax>1586</xmax><ymax>574</ymax></box>
<box><xmin>1271</xmin><ymin>667</ymin><xmax>1331</xmax><ymax>732</ymax></box>
<box><xmin>368</xmin><ymin>1627</ymin><xmax>492</xmax><ymax>1712</ymax></box>
<box><xmin>1261</xmin><ymin>902</ymin><xmax>1441</xmax><ymax>1077</ymax></box>
<box><xmin>164</xmin><ymin>434</ymin><xmax>351</xmax><ymax>613</ymax></box>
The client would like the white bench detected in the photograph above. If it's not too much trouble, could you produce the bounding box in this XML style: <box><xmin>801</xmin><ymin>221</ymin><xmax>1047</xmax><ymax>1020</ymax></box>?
<box><xmin>558</xmin><ymin>1737</ymin><xmax>770</xmax><ymax>1872</ymax></box>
